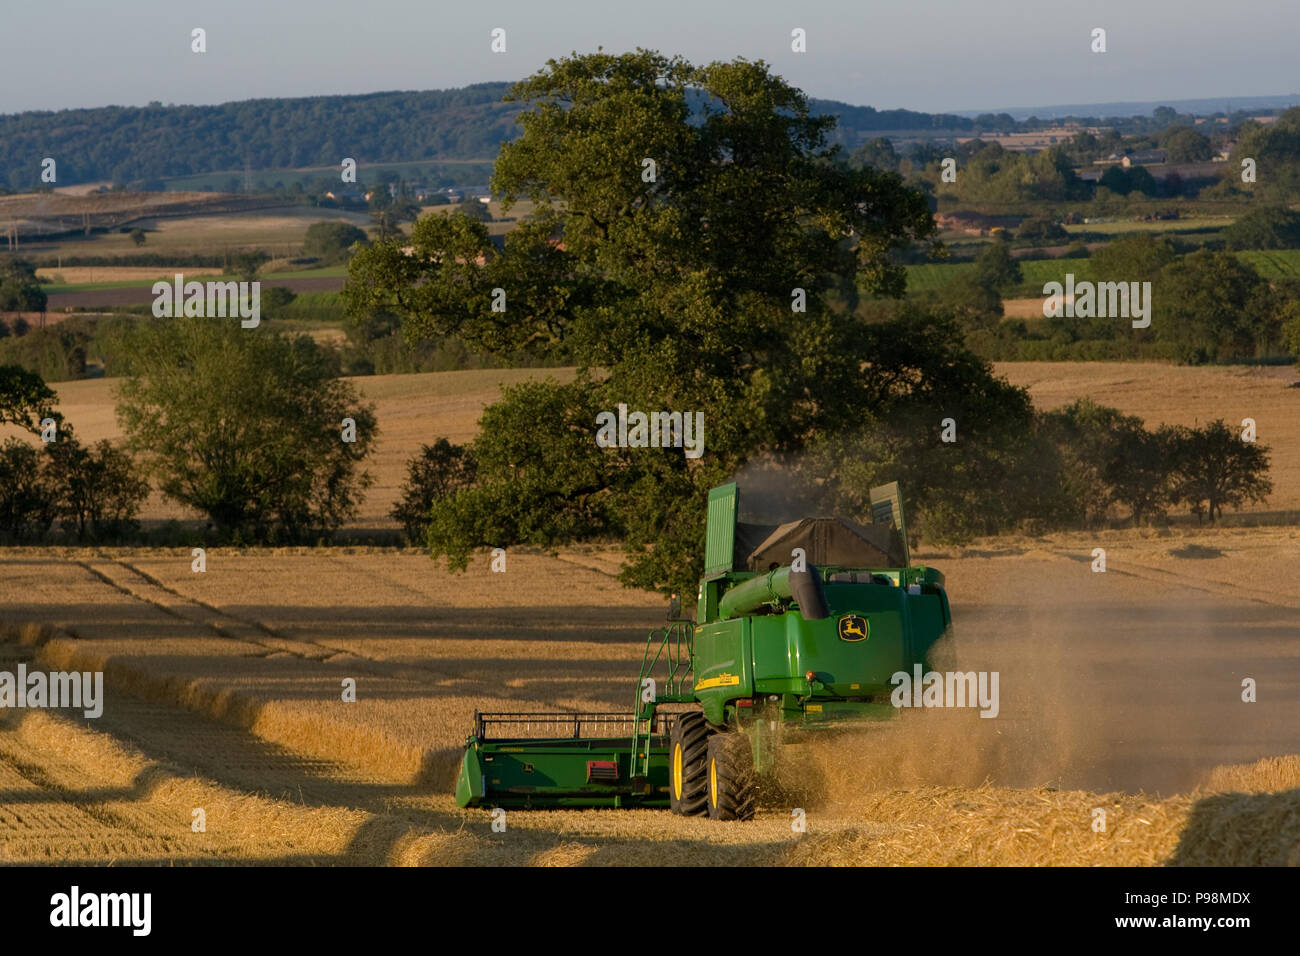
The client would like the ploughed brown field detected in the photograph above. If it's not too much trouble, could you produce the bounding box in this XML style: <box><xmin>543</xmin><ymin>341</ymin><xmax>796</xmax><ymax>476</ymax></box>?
<box><xmin>1</xmin><ymin>362</ymin><xmax>1299</xmax><ymax>865</ymax></box>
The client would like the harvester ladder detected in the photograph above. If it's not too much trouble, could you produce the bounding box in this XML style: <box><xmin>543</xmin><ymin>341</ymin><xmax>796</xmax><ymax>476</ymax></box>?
<box><xmin>630</xmin><ymin>620</ymin><xmax>694</xmax><ymax>779</ymax></box>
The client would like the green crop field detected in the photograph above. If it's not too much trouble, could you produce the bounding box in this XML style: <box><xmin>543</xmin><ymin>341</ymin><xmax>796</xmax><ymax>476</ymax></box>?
<box><xmin>43</xmin><ymin>278</ymin><xmax>183</xmax><ymax>294</ymax></box>
<box><xmin>1019</xmin><ymin>259</ymin><xmax>1095</xmax><ymax>287</ymax></box>
<box><xmin>260</xmin><ymin>266</ymin><xmax>349</xmax><ymax>280</ymax></box>
<box><xmin>903</xmin><ymin>258</ymin><xmax>1095</xmax><ymax>295</ymax></box>
<box><xmin>1237</xmin><ymin>249</ymin><xmax>1300</xmax><ymax>277</ymax></box>
<box><xmin>41</xmin><ymin>265</ymin><xmax>348</xmax><ymax>294</ymax></box>
<box><xmin>904</xmin><ymin>249</ymin><xmax>1300</xmax><ymax>296</ymax></box>
<box><xmin>900</xmin><ymin>261</ymin><xmax>975</xmax><ymax>292</ymax></box>
<box><xmin>275</xmin><ymin>291</ymin><xmax>347</xmax><ymax>322</ymax></box>
<box><xmin>1062</xmin><ymin>217</ymin><xmax>1233</xmax><ymax>235</ymax></box>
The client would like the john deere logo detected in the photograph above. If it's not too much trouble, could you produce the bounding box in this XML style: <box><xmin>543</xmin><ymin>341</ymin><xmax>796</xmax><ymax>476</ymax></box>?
<box><xmin>838</xmin><ymin>615</ymin><xmax>869</xmax><ymax>642</ymax></box>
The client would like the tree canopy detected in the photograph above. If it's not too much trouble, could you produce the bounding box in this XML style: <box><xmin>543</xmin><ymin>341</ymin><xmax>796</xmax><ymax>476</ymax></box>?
<box><xmin>1152</xmin><ymin>251</ymin><xmax>1276</xmax><ymax>362</ymax></box>
<box><xmin>303</xmin><ymin>221</ymin><xmax>369</xmax><ymax>263</ymax></box>
<box><xmin>116</xmin><ymin>319</ymin><xmax>377</xmax><ymax>543</ymax></box>
<box><xmin>922</xmin><ymin>143</ymin><xmax>1088</xmax><ymax>203</ymax></box>
<box><xmin>345</xmin><ymin>52</ymin><xmax>1065</xmax><ymax>593</ymax></box>
<box><xmin>1168</xmin><ymin>420</ymin><xmax>1272</xmax><ymax>523</ymax></box>
<box><xmin>0</xmin><ymin>260</ymin><xmax>47</xmax><ymax>314</ymax></box>
<box><xmin>1158</xmin><ymin>125</ymin><xmax>1213</xmax><ymax>163</ymax></box>
<box><xmin>0</xmin><ymin>86</ymin><xmax>525</xmax><ymax>189</ymax></box>
<box><xmin>1222</xmin><ymin>205</ymin><xmax>1300</xmax><ymax>250</ymax></box>
<box><xmin>0</xmin><ymin>363</ymin><xmax>60</xmax><ymax>432</ymax></box>
<box><xmin>1231</xmin><ymin>108</ymin><xmax>1300</xmax><ymax>200</ymax></box>
<box><xmin>1089</xmin><ymin>233</ymin><xmax>1177</xmax><ymax>285</ymax></box>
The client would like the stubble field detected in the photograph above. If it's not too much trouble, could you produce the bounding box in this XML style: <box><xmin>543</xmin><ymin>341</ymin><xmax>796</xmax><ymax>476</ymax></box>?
<box><xmin>2</xmin><ymin>361</ymin><xmax>1299</xmax><ymax>865</ymax></box>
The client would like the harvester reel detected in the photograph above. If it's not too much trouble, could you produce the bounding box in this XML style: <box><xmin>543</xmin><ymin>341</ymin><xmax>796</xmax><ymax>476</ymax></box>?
<box><xmin>706</xmin><ymin>732</ymin><xmax>756</xmax><ymax>821</ymax></box>
<box><xmin>669</xmin><ymin>712</ymin><xmax>712</xmax><ymax>815</ymax></box>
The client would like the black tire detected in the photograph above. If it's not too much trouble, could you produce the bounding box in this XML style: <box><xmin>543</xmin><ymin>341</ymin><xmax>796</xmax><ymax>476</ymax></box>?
<box><xmin>668</xmin><ymin>712</ymin><xmax>711</xmax><ymax>815</ymax></box>
<box><xmin>706</xmin><ymin>732</ymin><xmax>755</xmax><ymax>821</ymax></box>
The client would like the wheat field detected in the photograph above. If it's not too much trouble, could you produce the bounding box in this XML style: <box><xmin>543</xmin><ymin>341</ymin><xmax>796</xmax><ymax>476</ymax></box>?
<box><xmin>3</xmin><ymin>521</ymin><xmax>1300</xmax><ymax>865</ymax></box>
<box><xmin>2</xmin><ymin>361</ymin><xmax>1300</xmax><ymax>865</ymax></box>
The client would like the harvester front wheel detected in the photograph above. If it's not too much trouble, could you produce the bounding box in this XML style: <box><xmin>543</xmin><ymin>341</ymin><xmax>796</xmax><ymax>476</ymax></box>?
<box><xmin>669</xmin><ymin>712</ymin><xmax>711</xmax><ymax>815</ymax></box>
<box><xmin>706</xmin><ymin>732</ymin><xmax>755</xmax><ymax>821</ymax></box>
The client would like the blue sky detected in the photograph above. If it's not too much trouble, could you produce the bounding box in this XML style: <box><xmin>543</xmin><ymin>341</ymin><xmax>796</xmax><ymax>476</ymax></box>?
<box><xmin>4</xmin><ymin>0</ymin><xmax>1296</xmax><ymax>115</ymax></box>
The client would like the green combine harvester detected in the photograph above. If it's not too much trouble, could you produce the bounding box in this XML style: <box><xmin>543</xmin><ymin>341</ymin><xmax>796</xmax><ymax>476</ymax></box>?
<box><xmin>455</xmin><ymin>480</ymin><xmax>953</xmax><ymax>820</ymax></box>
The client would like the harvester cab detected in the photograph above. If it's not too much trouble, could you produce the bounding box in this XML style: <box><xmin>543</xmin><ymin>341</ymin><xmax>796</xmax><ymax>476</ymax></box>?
<box><xmin>455</xmin><ymin>481</ymin><xmax>954</xmax><ymax>820</ymax></box>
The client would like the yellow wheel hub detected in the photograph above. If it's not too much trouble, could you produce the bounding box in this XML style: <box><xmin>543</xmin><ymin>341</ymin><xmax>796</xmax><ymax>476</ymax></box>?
<box><xmin>672</xmin><ymin>743</ymin><xmax>683</xmax><ymax>800</ymax></box>
<box><xmin>709</xmin><ymin>757</ymin><xmax>718</xmax><ymax>807</ymax></box>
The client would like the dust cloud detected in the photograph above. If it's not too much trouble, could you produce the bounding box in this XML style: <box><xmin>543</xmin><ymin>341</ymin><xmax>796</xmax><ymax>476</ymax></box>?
<box><xmin>765</xmin><ymin>568</ymin><xmax>1300</xmax><ymax>810</ymax></box>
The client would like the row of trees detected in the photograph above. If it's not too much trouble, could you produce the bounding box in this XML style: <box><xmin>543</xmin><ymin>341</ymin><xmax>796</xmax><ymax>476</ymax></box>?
<box><xmin>853</xmin><ymin>108</ymin><xmax>1300</xmax><ymax>206</ymax></box>
<box><xmin>0</xmin><ymin>366</ymin><xmax>147</xmax><ymax>543</ymax></box>
<box><xmin>389</xmin><ymin>386</ymin><xmax>1270</xmax><ymax>560</ymax></box>
<box><xmin>848</xmin><ymin>115</ymin><xmax>1227</xmax><ymax>184</ymax></box>
<box><xmin>116</xmin><ymin>320</ymin><xmax>376</xmax><ymax>544</ymax></box>
<box><xmin>1041</xmin><ymin>402</ymin><xmax>1271</xmax><ymax>526</ymax></box>
<box><xmin>1221</xmin><ymin>205</ymin><xmax>1300</xmax><ymax>250</ymax></box>
<box><xmin>0</xmin><ymin>317</ymin><xmax>378</xmax><ymax>545</ymax></box>
<box><xmin>1226</xmin><ymin>108</ymin><xmax>1300</xmax><ymax>201</ymax></box>
<box><xmin>6</xmin><ymin>77</ymin><xmax>1213</xmax><ymax>191</ymax></box>
<box><xmin>856</xmin><ymin>139</ymin><xmax>1210</xmax><ymax>207</ymax></box>
<box><xmin>0</xmin><ymin>436</ymin><xmax>147</xmax><ymax>543</ymax></box>
<box><xmin>0</xmin><ymin>86</ymin><xmax>524</xmax><ymax>189</ymax></box>
<box><xmin>940</xmin><ymin>233</ymin><xmax>1299</xmax><ymax>365</ymax></box>
<box><xmin>0</xmin><ymin>259</ymin><xmax>46</xmax><ymax>315</ymax></box>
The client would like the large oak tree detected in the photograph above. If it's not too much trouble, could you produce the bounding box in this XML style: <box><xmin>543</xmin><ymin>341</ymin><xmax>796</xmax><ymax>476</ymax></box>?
<box><xmin>117</xmin><ymin>319</ymin><xmax>377</xmax><ymax>543</ymax></box>
<box><xmin>345</xmin><ymin>51</ymin><xmax>1037</xmax><ymax>593</ymax></box>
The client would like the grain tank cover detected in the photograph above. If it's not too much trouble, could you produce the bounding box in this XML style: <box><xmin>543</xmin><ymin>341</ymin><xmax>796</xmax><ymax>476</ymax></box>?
<box><xmin>704</xmin><ymin>482</ymin><xmax>740</xmax><ymax>576</ymax></box>
<box><xmin>745</xmin><ymin>516</ymin><xmax>905</xmax><ymax>570</ymax></box>
<box><xmin>705</xmin><ymin>479</ymin><xmax>911</xmax><ymax>575</ymax></box>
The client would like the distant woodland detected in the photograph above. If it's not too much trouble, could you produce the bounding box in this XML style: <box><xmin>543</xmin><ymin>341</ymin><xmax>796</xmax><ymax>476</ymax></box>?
<box><xmin>1</xmin><ymin>80</ymin><xmax>1210</xmax><ymax>190</ymax></box>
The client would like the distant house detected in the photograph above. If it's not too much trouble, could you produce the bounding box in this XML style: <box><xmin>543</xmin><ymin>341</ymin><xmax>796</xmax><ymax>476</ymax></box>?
<box><xmin>1121</xmin><ymin>149</ymin><xmax>1167</xmax><ymax>167</ymax></box>
<box><xmin>397</xmin><ymin>234</ymin><xmax>504</xmax><ymax>263</ymax></box>
<box><xmin>933</xmin><ymin>211</ymin><xmax>1018</xmax><ymax>237</ymax></box>
<box><xmin>323</xmin><ymin>188</ymin><xmax>366</xmax><ymax>203</ymax></box>
<box><xmin>1076</xmin><ymin>158</ymin><xmax>1225</xmax><ymax>183</ymax></box>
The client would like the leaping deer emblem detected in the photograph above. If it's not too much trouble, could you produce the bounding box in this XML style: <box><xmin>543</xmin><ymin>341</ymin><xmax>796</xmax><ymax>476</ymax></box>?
<box><xmin>839</xmin><ymin>616</ymin><xmax>869</xmax><ymax>641</ymax></box>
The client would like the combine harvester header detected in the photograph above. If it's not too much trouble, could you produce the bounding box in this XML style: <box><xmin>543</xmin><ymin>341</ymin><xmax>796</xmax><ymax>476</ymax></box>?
<box><xmin>456</xmin><ymin>481</ymin><xmax>953</xmax><ymax>819</ymax></box>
